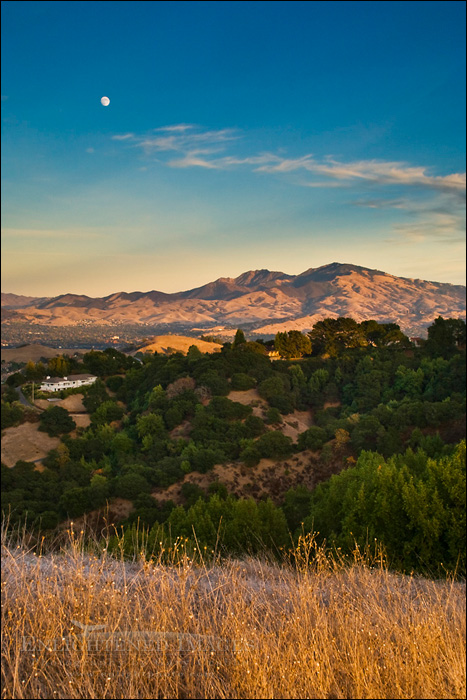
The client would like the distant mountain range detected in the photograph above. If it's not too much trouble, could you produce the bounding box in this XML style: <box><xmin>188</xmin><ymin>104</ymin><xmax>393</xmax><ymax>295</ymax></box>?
<box><xmin>2</xmin><ymin>263</ymin><xmax>465</xmax><ymax>338</ymax></box>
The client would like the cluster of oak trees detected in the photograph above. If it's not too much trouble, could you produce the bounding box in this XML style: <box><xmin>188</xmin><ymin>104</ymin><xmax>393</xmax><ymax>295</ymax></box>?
<box><xmin>1</xmin><ymin>316</ymin><xmax>465</xmax><ymax>574</ymax></box>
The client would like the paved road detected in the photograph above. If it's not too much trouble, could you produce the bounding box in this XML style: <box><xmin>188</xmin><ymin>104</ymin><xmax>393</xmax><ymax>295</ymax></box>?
<box><xmin>14</xmin><ymin>386</ymin><xmax>43</xmax><ymax>411</ymax></box>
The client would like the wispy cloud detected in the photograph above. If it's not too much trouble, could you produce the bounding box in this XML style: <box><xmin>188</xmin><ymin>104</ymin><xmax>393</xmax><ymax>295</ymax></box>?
<box><xmin>153</xmin><ymin>124</ymin><xmax>196</xmax><ymax>133</ymax></box>
<box><xmin>112</xmin><ymin>133</ymin><xmax>135</xmax><ymax>141</ymax></box>
<box><xmin>112</xmin><ymin>126</ymin><xmax>239</xmax><ymax>160</ymax></box>
<box><xmin>111</xmin><ymin>124</ymin><xmax>466</xmax><ymax>245</ymax></box>
<box><xmin>354</xmin><ymin>193</ymin><xmax>465</xmax><ymax>245</ymax></box>
<box><xmin>168</xmin><ymin>152</ymin><xmax>275</xmax><ymax>170</ymax></box>
<box><xmin>256</xmin><ymin>155</ymin><xmax>466</xmax><ymax>197</ymax></box>
<box><xmin>112</xmin><ymin>126</ymin><xmax>465</xmax><ymax>199</ymax></box>
<box><xmin>353</xmin><ymin>198</ymin><xmax>411</xmax><ymax>209</ymax></box>
<box><xmin>168</xmin><ymin>152</ymin><xmax>220</xmax><ymax>169</ymax></box>
<box><xmin>387</xmin><ymin>213</ymin><xmax>465</xmax><ymax>245</ymax></box>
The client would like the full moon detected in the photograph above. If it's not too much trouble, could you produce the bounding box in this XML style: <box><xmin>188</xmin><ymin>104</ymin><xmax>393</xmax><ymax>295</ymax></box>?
<box><xmin>100</xmin><ymin>96</ymin><xmax>110</xmax><ymax>106</ymax></box>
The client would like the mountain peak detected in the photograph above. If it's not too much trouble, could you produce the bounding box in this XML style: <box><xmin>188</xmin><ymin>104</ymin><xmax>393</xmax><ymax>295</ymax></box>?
<box><xmin>294</xmin><ymin>262</ymin><xmax>388</xmax><ymax>286</ymax></box>
<box><xmin>234</xmin><ymin>269</ymin><xmax>294</xmax><ymax>288</ymax></box>
<box><xmin>2</xmin><ymin>263</ymin><xmax>465</xmax><ymax>339</ymax></box>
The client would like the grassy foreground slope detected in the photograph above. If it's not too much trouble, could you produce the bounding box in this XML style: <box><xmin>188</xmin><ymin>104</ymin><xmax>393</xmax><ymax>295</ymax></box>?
<box><xmin>1</xmin><ymin>528</ymin><xmax>465</xmax><ymax>700</ymax></box>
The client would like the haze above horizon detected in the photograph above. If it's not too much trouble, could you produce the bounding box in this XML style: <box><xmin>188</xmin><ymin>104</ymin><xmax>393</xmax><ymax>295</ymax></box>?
<box><xmin>1</xmin><ymin>1</ymin><xmax>465</xmax><ymax>297</ymax></box>
<box><xmin>2</xmin><ymin>261</ymin><xmax>466</xmax><ymax>302</ymax></box>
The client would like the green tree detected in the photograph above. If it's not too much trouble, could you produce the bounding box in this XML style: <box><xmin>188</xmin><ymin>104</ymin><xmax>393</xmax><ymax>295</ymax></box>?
<box><xmin>258</xmin><ymin>376</ymin><xmax>287</xmax><ymax>402</ymax></box>
<box><xmin>24</xmin><ymin>361</ymin><xmax>46</xmax><ymax>381</ymax></box>
<box><xmin>88</xmin><ymin>474</ymin><xmax>110</xmax><ymax>508</ymax></box>
<box><xmin>426</xmin><ymin>317</ymin><xmax>466</xmax><ymax>355</ymax></box>
<box><xmin>230</xmin><ymin>373</ymin><xmax>256</xmax><ymax>390</ymax></box>
<box><xmin>256</xmin><ymin>431</ymin><xmax>293</xmax><ymax>459</ymax></box>
<box><xmin>394</xmin><ymin>366</ymin><xmax>424</xmax><ymax>399</ymax></box>
<box><xmin>297</xmin><ymin>426</ymin><xmax>327</xmax><ymax>451</ymax></box>
<box><xmin>309</xmin><ymin>317</ymin><xmax>366</xmax><ymax>356</ymax></box>
<box><xmin>59</xmin><ymin>486</ymin><xmax>90</xmax><ymax>518</ymax></box>
<box><xmin>258</xmin><ymin>498</ymin><xmax>290</xmax><ymax>549</ymax></box>
<box><xmin>136</xmin><ymin>413</ymin><xmax>167</xmax><ymax>440</ymax></box>
<box><xmin>275</xmin><ymin>331</ymin><xmax>312</xmax><ymax>359</ymax></box>
<box><xmin>39</xmin><ymin>406</ymin><xmax>76</xmax><ymax>437</ymax></box>
<box><xmin>233</xmin><ymin>329</ymin><xmax>247</xmax><ymax>347</ymax></box>
<box><xmin>114</xmin><ymin>471</ymin><xmax>150</xmax><ymax>499</ymax></box>
<box><xmin>47</xmin><ymin>356</ymin><xmax>70</xmax><ymax>378</ymax></box>
<box><xmin>282</xmin><ymin>485</ymin><xmax>313</xmax><ymax>532</ymax></box>
<box><xmin>308</xmin><ymin>369</ymin><xmax>329</xmax><ymax>402</ymax></box>
<box><xmin>198</xmin><ymin>370</ymin><xmax>230</xmax><ymax>396</ymax></box>
<box><xmin>92</xmin><ymin>400</ymin><xmax>124</xmax><ymax>425</ymax></box>
<box><xmin>303</xmin><ymin>442</ymin><xmax>466</xmax><ymax>574</ymax></box>
<box><xmin>147</xmin><ymin>385</ymin><xmax>167</xmax><ymax>411</ymax></box>
<box><xmin>350</xmin><ymin>414</ymin><xmax>385</xmax><ymax>452</ymax></box>
<box><xmin>6</xmin><ymin>372</ymin><xmax>25</xmax><ymax>388</ymax></box>
<box><xmin>239</xmin><ymin>440</ymin><xmax>261</xmax><ymax>467</ymax></box>
<box><xmin>82</xmin><ymin>380</ymin><xmax>110</xmax><ymax>413</ymax></box>
<box><xmin>1</xmin><ymin>401</ymin><xmax>24</xmax><ymax>429</ymax></box>
<box><xmin>187</xmin><ymin>345</ymin><xmax>204</xmax><ymax>361</ymax></box>
<box><xmin>360</xmin><ymin>320</ymin><xmax>409</xmax><ymax>347</ymax></box>
<box><xmin>265</xmin><ymin>407</ymin><xmax>282</xmax><ymax>425</ymax></box>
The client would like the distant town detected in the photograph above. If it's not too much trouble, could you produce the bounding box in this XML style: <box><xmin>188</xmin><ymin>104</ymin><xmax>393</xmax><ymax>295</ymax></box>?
<box><xmin>0</xmin><ymin>321</ymin><xmax>239</xmax><ymax>350</ymax></box>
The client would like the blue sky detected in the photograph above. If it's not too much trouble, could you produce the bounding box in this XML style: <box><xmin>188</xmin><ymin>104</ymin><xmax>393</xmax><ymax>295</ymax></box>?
<box><xmin>1</xmin><ymin>0</ymin><xmax>465</xmax><ymax>296</ymax></box>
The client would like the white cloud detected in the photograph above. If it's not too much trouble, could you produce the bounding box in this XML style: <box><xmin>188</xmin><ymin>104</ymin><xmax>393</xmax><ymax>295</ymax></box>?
<box><xmin>388</xmin><ymin>213</ymin><xmax>465</xmax><ymax>244</ymax></box>
<box><xmin>112</xmin><ymin>133</ymin><xmax>135</xmax><ymax>141</ymax></box>
<box><xmin>353</xmin><ymin>198</ymin><xmax>411</xmax><ymax>209</ymax></box>
<box><xmin>114</xmin><ymin>126</ymin><xmax>465</xmax><ymax>199</ymax></box>
<box><xmin>167</xmin><ymin>152</ymin><xmax>275</xmax><ymax>170</ymax></box>
<box><xmin>257</xmin><ymin>156</ymin><xmax>466</xmax><ymax>197</ymax></box>
<box><xmin>168</xmin><ymin>153</ymin><xmax>220</xmax><ymax>169</ymax></box>
<box><xmin>116</xmin><ymin>127</ymin><xmax>239</xmax><ymax>159</ymax></box>
<box><xmin>153</xmin><ymin>124</ymin><xmax>196</xmax><ymax>132</ymax></box>
<box><xmin>111</xmin><ymin>124</ymin><xmax>466</xmax><ymax>245</ymax></box>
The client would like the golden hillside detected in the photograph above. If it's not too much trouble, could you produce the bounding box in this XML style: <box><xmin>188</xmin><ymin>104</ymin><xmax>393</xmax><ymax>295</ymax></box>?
<box><xmin>136</xmin><ymin>335</ymin><xmax>222</xmax><ymax>355</ymax></box>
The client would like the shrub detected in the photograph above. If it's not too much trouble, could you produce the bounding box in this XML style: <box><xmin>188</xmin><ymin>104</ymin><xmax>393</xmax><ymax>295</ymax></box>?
<box><xmin>297</xmin><ymin>426</ymin><xmax>327</xmax><ymax>451</ymax></box>
<box><xmin>256</xmin><ymin>431</ymin><xmax>293</xmax><ymax>459</ymax></box>
<box><xmin>230</xmin><ymin>373</ymin><xmax>256</xmax><ymax>390</ymax></box>
<box><xmin>265</xmin><ymin>407</ymin><xmax>282</xmax><ymax>425</ymax></box>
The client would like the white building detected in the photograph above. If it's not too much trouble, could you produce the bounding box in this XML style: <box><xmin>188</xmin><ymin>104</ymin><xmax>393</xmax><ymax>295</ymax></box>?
<box><xmin>40</xmin><ymin>374</ymin><xmax>97</xmax><ymax>393</ymax></box>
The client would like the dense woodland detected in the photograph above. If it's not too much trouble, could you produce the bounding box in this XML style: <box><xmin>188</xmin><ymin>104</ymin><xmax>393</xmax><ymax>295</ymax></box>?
<box><xmin>1</xmin><ymin>316</ymin><xmax>466</xmax><ymax>575</ymax></box>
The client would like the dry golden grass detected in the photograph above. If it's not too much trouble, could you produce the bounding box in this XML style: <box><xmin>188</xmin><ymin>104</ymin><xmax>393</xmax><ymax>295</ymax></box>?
<box><xmin>1</xmin><ymin>525</ymin><xmax>465</xmax><ymax>700</ymax></box>
<box><xmin>1</xmin><ymin>423</ymin><xmax>60</xmax><ymax>468</ymax></box>
<box><xmin>136</xmin><ymin>336</ymin><xmax>221</xmax><ymax>355</ymax></box>
<box><xmin>1</xmin><ymin>346</ymin><xmax>89</xmax><ymax>364</ymax></box>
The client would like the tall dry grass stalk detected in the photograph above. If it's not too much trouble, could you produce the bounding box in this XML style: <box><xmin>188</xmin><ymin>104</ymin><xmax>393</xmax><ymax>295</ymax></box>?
<box><xmin>1</xmin><ymin>521</ymin><xmax>465</xmax><ymax>699</ymax></box>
